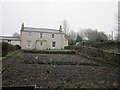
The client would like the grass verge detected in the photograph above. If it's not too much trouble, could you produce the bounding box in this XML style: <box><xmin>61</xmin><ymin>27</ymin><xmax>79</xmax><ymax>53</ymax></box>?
<box><xmin>0</xmin><ymin>50</ymin><xmax>20</xmax><ymax>60</ymax></box>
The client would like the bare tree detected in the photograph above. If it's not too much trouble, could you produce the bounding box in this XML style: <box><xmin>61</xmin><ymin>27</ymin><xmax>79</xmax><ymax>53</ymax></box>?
<box><xmin>68</xmin><ymin>30</ymin><xmax>77</xmax><ymax>45</ymax></box>
<box><xmin>69</xmin><ymin>30</ymin><xmax>77</xmax><ymax>41</ymax></box>
<box><xmin>78</xmin><ymin>28</ymin><xmax>108</xmax><ymax>42</ymax></box>
<box><xmin>62</xmin><ymin>20</ymin><xmax>70</xmax><ymax>37</ymax></box>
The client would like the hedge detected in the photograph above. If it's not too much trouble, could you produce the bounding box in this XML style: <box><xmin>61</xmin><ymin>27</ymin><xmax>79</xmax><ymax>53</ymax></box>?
<box><xmin>0</xmin><ymin>42</ymin><xmax>21</xmax><ymax>57</ymax></box>
<box><xmin>23</xmin><ymin>50</ymin><xmax>76</xmax><ymax>54</ymax></box>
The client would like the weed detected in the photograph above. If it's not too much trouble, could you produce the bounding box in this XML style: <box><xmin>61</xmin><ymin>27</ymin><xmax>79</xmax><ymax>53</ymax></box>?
<box><xmin>35</xmin><ymin>56</ymin><xmax>39</xmax><ymax>60</ymax></box>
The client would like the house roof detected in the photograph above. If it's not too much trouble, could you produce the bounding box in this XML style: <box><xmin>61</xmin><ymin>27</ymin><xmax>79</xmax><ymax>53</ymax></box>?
<box><xmin>0</xmin><ymin>36</ymin><xmax>20</xmax><ymax>41</ymax></box>
<box><xmin>21</xmin><ymin>27</ymin><xmax>64</xmax><ymax>34</ymax></box>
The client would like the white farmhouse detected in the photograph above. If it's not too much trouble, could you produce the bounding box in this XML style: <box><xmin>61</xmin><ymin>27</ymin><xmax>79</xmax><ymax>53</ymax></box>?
<box><xmin>20</xmin><ymin>23</ymin><xmax>68</xmax><ymax>50</ymax></box>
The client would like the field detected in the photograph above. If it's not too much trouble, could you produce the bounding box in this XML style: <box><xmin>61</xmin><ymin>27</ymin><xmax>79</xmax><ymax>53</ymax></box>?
<box><xmin>2</xmin><ymin>52</ymin><xmax>119</xmax><ymax>88</ymax></box>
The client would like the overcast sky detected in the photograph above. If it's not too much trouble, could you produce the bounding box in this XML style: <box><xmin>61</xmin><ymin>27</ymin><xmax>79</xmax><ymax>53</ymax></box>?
<box><xmin>0</xmin><ymin>0</ymin><xmax>119</xmax><ymax>36</ymax></box>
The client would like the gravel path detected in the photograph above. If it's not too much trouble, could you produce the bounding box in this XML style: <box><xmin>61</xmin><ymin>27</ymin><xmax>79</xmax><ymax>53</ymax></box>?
<box><xmin>2</xmin><ymin>52</ymin><xmax>119</xmax><ymax>88</ymax></box>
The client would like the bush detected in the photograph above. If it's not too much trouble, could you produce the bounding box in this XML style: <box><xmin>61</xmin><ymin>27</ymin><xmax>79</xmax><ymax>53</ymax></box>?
<box><xmin>8</xmin><ymin>44</ymin><xmax>16</xmax><ymax>51</ymax></box>
<box><xmin>23</xmin><ymin>50</ymin><xmax>75</xmax><ymax>54</ymax></box>
<box><xmin>1</xmin><ymin>42</ymin><xmax>21</xmax><ymax>57</ymax></box>
<box><xmin>64</xmin><ymin>46</ymin><xmax>68</xmax><ymax>49</ymax></box>
<box><xmin>1</xmin><ymin>42</ymin><xmax>9</xmax><ymax>57</ymax></box>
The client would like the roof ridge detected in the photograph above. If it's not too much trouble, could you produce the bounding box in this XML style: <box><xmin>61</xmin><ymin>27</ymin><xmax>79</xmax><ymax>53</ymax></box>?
<box><xmin>0</xmin><ymin>36</ymin><xmax>19</xmax><ymax>38</ymax></box>
<box><xmin>24</xmin><ymin>27</ymin><xmax>59</xmax><ymax>31</ymax></box>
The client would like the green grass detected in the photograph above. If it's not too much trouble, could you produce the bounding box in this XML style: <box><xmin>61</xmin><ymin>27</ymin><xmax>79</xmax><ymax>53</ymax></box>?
<box><xmin>107</xmin><ymin>49</ymin><xmax>120</xmax><ymax>53</ymax></box>
<box><xmin>0</xmin><ymin>50</ymin><xmax>20</xmax><ymax>60</ymax></box>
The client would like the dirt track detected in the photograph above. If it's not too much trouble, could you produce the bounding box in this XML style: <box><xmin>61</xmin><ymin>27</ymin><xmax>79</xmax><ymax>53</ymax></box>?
<box><xmin>2</xmin><ymin>52</ymin><xmax>119</xmax><ymax>88</ymax></box>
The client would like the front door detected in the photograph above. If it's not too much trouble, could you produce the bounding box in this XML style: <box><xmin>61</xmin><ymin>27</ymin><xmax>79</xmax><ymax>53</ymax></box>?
<box><xmin>36</xmin><ymin>41</ymin><xmax>46</xmax><ymax>50</ymax></box>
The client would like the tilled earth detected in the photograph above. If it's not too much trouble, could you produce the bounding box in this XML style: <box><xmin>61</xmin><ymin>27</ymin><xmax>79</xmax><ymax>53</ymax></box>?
<box><xmin>2</xmin><ymin>52</ymin><xmax>119</xmax><ymax>88</ymax></box>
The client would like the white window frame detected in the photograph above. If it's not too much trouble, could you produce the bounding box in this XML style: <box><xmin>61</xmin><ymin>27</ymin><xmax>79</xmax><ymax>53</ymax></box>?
<box><xmin>40</xmin><ymin>33</ymin><xmax>43</xmax><ymax>38</ymax></box>
<box><xmin>27</xmin><ymin>41</ymin><xmax>31</xmax><ymax>47</ymax></box>
<box><xmin>52</xmin><ymin>41</ymin><xmax>56</xmax><ymax>47</ymax></box>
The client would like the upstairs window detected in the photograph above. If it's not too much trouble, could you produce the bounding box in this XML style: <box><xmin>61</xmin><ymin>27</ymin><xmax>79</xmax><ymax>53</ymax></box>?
<box><xmin>52</xmin><ymin>41</ymin><xmax>56</xmax><ymax>47</ymax></box>
<box><xmin>27</xmin><ymin>41</ymin><xmax>31</xmax><ymax>47</ymax></box>
<box><xmin>28</xmin><ymin>32</ymin><xmax>31</xmax><ymax>36</ymax></box>
<box><xmin>52</xmin><ymin>34</ymin><xmax>54</xmax><ymax>38</ymax></box>
<box><xmin>40</xmin><ymin>33</ymin><xmax>43</xmax><ymax>38</ymax></box>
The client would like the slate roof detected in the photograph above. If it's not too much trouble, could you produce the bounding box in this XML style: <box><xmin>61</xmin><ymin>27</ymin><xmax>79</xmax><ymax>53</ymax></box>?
<box><xmin>21</xmin><ymin>27</ymin><xmax>64</xmax><ymax>34</ymax></box>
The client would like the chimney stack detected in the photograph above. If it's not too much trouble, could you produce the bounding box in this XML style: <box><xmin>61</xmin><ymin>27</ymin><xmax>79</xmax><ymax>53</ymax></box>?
<box><xmin>59</xmin><ymin>25</ymin><xmax>62</xmax><ymax>32</ymax></box>
<box><xmin>21</xmin><ymin>23</ymin><xmax>24</xmax><ymax>30</ymax></box>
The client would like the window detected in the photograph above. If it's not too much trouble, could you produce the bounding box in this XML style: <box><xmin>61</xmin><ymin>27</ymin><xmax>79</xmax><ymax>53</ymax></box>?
<box><xmin>40</xmin><ymin>42</ymin><xmax>43</xmax><ymax>45</ymax></box>
<box><xmin>52</xmin><ymin>41</ymin><xmax>56</xmax><ymax>47</ymax></box>
<box><xmin>8</xmin><ymin>40</ymin><xmax>11</xmax><ymax>42</ymax></box>
<box><xmin>28</xmin><ymin>32</ymin><xmax>31</xmax><ymax>36</ymax></box>
<box><xmin>40</xmin><ymin>33</ymin><xmax>43</xmax><ymax>38</ymax></box>
<box><xmin>52</xmin><ymin>34</ymin><xmax>54</xmax><ymax>38</ymax></box>
<box><xmin>27</xmin><ymin>41</ymin><xmax>31</xmax><ymax>47</ymax></box>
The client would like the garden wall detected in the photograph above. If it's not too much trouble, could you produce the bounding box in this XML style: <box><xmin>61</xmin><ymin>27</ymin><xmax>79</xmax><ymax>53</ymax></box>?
<box><xmin>69</xmin><ymin>46</ymin><xmax>120</xmax><ymax>66</ymax></box>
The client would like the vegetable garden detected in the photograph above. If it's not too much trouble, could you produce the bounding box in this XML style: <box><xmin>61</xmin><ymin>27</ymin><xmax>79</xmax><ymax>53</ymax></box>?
<box><xmin>2</xmin><ymin>52</ymin><xmax>119</xmax><ymax>88</ymax></box>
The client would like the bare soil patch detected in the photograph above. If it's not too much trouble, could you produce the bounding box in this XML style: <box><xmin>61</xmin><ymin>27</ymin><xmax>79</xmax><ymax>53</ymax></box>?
<box><xmin>2</xmin><ymin>52</ymin><xmax>119</xmax><ymax>88</ymax></box>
